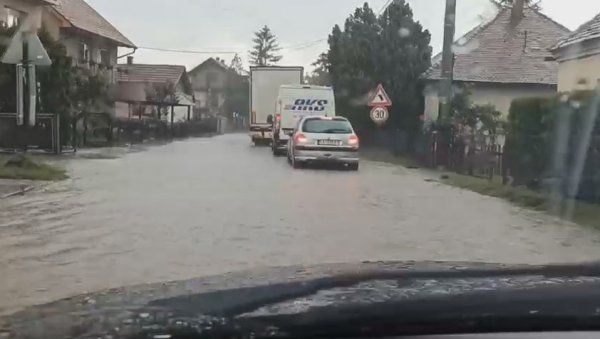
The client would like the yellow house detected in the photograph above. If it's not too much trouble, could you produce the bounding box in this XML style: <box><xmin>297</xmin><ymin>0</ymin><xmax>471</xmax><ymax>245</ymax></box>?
<box><xmin>551</xmin><ymin>13</ymin><xmax>600</xmax><ymax>92</ymax></box>
<box><xmin>423</xmin><ymin>4</ymin><xmax>570</xmax><ymax>120</ymax></box>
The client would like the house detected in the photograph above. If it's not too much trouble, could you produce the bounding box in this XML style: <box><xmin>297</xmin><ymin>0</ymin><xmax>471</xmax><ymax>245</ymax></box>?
<box><xmin>115</xmin><ymin>58</ymin><xmax>194</xmax><ymax>123</ymax></box>
<box><xmin>44</xmin><ymin>0</ymin><xmax>136</xmax><ymax>82</ymax></box>
<box><xmin>188</xmin><ymin>57</ymin><xmax>230</xmax><ymax>117</ymax></box>
<box><xmin>423</xmin><ymin>3</ymin><xmax>570</xmax><ymax>120</ymax></box>
<box><xmin>550</xmin><ymin>13</ymin><xmax>600</xmax><ymax>92</ymax></box>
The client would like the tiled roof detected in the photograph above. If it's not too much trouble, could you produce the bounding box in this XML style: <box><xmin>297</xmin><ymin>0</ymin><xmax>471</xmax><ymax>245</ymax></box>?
<box><xmin>424</xmin><ymin>7</ymin><xmax>570</xmax><ymax>85</ymax></box>
<box><xmin>552</xmin><ymin>13</ymin><xmax>600</xmax><ymax>51</ymax></box>
<box><xmin>54</xmin><ymin>0</ymin><xmax>135</xmax><ymax>48</ymax></box>
<box><xmin>117</xmin><ymin>64</ymin><xmax>186</xmax><ymax>84</ymax></box>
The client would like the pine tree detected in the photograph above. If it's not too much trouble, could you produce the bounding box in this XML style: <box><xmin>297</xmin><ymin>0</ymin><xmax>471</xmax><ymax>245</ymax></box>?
<box><xmin>248</xmin><ymin>26</ymin><xmax>282</xmax><ymax>66</ymax></box>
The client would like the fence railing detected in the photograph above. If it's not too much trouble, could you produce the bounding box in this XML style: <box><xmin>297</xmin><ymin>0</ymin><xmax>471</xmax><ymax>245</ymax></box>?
<box><xmin>0</xmin><ymin>113</ymin><xmax>64</xmax><ymax>153</ymax></box>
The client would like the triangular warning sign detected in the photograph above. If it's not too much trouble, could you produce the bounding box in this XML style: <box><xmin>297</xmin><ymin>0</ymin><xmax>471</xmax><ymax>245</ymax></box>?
<box><xmin>368</xmin><ymin>84</ymin><xmax>392</xmax><ymax>107</ymax></box>
<box><xmin>1</xmin><ymin>32</ymin><xmax>52</xmax><ymax>66</ymax></box>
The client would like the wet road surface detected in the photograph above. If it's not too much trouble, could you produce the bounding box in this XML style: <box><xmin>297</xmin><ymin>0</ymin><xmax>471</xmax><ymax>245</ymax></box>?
<box><xmin>2</xmin><ymin>133</ymin><xmax>600</xmax><ymax>315</ymax></box>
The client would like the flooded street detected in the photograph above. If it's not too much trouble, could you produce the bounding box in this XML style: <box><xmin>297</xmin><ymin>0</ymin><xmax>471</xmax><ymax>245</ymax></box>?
<box><xmin>2</xmin><ymin>134</ymin><xmax>600</xmax><ymax>315</ymax></box>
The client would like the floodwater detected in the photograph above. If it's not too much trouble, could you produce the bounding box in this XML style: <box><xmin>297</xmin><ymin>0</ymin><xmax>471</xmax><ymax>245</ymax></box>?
<box><xmin>2</xmin><ymin>133</ymin><xmax>600</xmax><ymax>315</ymax></box>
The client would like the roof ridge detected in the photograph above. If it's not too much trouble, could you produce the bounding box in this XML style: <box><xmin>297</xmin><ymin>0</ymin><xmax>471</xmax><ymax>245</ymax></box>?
<box><xmin>427</xmin><ymin>7</ymin><xmax>508</xmax><ymax>71</ymax></box>
<box><xmin>552</xmin><ymin>11</ymin><xmax>600</xmax><ymax>51</ymax></box>
<box><xmin>532</xmin><ymin>7</ymin><xmax>572</xmax><ymax>34</ymax></box>
<box><xmin>55</xmin><ymin>0</ymin><xmax>135</xmax><ymax>47</ymax></box>
<box><xmin>189</xmin><ymin>57</ymin><xmax>229</xmax><ymax>74</ymax></box>
<box><xmin>423</xmin><ymin>5</ymin><xmax>568</xmax><ymax>85</ymax></box>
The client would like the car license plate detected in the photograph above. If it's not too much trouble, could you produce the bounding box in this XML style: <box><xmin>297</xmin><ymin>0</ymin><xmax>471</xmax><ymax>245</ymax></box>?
<box><xmin>318</xmin><ymin>139</ymin><xmax>341</xmax><ymax>146</ymax></box>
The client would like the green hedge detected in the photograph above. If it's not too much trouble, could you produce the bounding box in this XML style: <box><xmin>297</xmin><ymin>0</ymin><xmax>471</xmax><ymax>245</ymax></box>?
<box><xmin>506</xmin><ymin>91</ymin><xmax>600</xmax><ymax>202</ymax></box>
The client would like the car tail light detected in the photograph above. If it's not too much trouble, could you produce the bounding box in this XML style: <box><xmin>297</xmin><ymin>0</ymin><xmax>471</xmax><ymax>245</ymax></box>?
<box><xmin>295</xmin><ymin>133</ymin><xmax>308</xmax><ymax>144</ymax></box>
<box><xmin>349</xmin><ymin>135</ymin><xmax>359</xmax><ymax>146</ymax></box>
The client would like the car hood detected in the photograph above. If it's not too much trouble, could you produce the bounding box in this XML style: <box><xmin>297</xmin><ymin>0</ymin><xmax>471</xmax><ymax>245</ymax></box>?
<box><xmin>3</xmin><ymin>261</ymin><xmax>600</xmax><ymax>339</ymax></box>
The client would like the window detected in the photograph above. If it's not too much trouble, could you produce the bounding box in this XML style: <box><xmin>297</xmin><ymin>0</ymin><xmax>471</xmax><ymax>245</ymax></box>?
<box><xmin>78</xmin><ymin>43</ymin><xmax>89</xmax><ymax>61</ymax></box>
<box><xmin>99</xmin><ymin>49</ymin><xmax>110</xmax><ymax>66</ymax></box>
<box><xmin>5</xmin><ymin>7</ymin><xmax>24</xmax><ymax>28</ymax></box>
<box><xmin>302</xmin><ymin>118</ymin><xmax>353</xmax><ymax>134</ymax></box>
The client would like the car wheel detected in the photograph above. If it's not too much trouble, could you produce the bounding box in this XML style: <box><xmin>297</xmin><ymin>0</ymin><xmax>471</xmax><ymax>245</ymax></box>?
<box><xmin>293</xmin><ymin>158</ymin><xmax>302</xmax><ymax>169</ymax></box>
<box><xmin>290</xmin><ymin>151</ymin><xmax>301</xmax><ymax>169</ymax></box>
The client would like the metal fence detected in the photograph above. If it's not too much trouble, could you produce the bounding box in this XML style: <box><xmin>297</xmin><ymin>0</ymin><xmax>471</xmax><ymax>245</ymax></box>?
<box><xmin>423</xmin><ymin>131</ymin><xmax>506</xmax><ymax>180</ymax></box>
<box><xmin>0</xmin><ymin>113</ymin><xmax>63</xmax><ymax>153</ymax></box>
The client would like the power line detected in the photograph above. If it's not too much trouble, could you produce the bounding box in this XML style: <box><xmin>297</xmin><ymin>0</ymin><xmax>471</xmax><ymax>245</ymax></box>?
<box><xmin>136</xmin><ymin>39</ymin><xmax>328</xmax><ymax>55</ymax></box>
<box><xmin>137</xmin><ymin>46</ymin><xmax>240</xmax><ymax>54</ymax></box>
<box><xmin>378</xmin><ymin>0</ymin><xmax>394</xmax><ymax>15</ymax></box>
<box><xmin>282</xmin><ymin>39</ymin><xmax>327</xmax><ymax>50</ymax></box>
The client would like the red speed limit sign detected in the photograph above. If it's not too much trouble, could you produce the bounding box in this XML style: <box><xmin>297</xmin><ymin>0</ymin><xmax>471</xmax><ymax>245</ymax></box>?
<box><xmin>370</xmin><ymin>106</ymin><xmax>389</xmax><ymax>125</ymax></box>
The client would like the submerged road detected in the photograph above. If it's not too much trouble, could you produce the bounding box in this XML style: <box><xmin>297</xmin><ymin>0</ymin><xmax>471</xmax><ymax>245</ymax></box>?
<box><xmin>2</xmin><ymin>133</ymin><xmax>600</xmax><ymax>315</ymax></box>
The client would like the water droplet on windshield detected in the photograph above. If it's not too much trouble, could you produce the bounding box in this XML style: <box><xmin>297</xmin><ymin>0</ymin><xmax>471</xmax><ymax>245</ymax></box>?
<box><xmin>399</xmin><ymin>27</ymin><xmax>411</xmax><ymax>37</ymax></box>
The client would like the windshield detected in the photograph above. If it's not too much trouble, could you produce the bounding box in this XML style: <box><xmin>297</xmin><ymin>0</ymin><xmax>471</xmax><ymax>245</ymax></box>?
<box><xmin>2</xmin><ymin>0</ymin><xmax>600</xmax><ymax>335</ymax></box>
<box><xmin>302</xmin><ymin>119</ymin><xmax>353</xmax><ymax>134</ymax></box>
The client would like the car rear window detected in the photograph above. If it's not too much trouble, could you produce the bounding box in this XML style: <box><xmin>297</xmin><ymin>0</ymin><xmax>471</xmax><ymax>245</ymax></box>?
<box><xmin>302</xmin><ymin>119</ymin><xmax>353</xmax><ymax>134</ymax></box>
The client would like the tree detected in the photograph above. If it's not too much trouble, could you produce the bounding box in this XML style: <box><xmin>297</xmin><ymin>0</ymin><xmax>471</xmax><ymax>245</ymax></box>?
<box><xmin>327</xmin><ymin>3</ymin><xmax>380</xmax><ymax>136</ymax></box>
<box><xmin>306</xmin><ymin>53</ymin><xmax>330</xmax><ymax>86</ymax></box>
<box><xmin>494</xmin><ymin>0</ymin><xmax>540</xmax><ymax>7</ymax></box>
<box><xmin>325</xmin><ymin>0</ymin><xmax>432</xmax><ymax>152</ymax></box>
<box><xmin>0</xmin><ymin>26</ymin><xmax>111</xmax><ymax>147</ymax></box>
<box><xmin>377</xmin><ymin>0</ymin><xmax>432</xmax><ymax>140</ymax></box>
<box><xmin>145</xmin><ymin>81</ymin><xmax>177</xmax><ymax>120</ymax></box>
<box><xmin>229</xmin><ymin>53</ymin><xmax>245</xmax><ymax>75</ymax></box>
<box><xmin>249</xmin><ymin>26</ymin><xmax>282</xmax><ymax>66</ymax></box>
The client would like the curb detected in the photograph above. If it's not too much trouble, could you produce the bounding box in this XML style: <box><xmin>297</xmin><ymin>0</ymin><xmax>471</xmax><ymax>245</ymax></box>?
<box><xmin>0</xmin><ymin>185</ymin><xmax>37</xmax><ymax>199</ymax></box>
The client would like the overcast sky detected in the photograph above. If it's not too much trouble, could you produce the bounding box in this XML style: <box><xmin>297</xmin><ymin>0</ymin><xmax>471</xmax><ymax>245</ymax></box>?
<box><xmin>86</xmin><ymin>0</ymin><xmax>600</xmax><ymax>71</ymax></box>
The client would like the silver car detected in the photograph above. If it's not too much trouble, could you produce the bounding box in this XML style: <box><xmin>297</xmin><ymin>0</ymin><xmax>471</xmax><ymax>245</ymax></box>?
<box><xmin>287</xmin><ymin>116</ymin><xmax>360</xmax><ymax>170</ymax></box>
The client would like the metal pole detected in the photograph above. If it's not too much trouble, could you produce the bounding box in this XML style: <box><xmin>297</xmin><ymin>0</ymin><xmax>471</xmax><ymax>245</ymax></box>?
<box><xmin>438</xmin><ymin>0</ymin><xmax>456</xmax><ymax>123</ymax></box>
<box><xmin>21</xmin><ymin>33</ymin><xmax>29</xmax><ymax>151</ymax></box>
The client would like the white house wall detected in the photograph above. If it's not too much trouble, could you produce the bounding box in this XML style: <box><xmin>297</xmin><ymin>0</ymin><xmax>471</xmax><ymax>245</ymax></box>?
<box><xmin>424</xmin><ymin>82</ymin><xmax>556</xmax><ymax>120</ymax></box>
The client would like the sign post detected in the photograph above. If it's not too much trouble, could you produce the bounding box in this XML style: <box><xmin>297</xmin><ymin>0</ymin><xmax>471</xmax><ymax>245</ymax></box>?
<box><xmin>368</xmin><ymin>84</ymin><xmax>392</xmax><ymax>126</ymax></box>
<box><xmin>1</xmin><ymin>21</ymin><xmax>52</xmax><ymax>150</ymax></box>
<box><xmin>2</xmin><ymin>31</ymin><xmax>52</xmax><ymax>125</ymax></box>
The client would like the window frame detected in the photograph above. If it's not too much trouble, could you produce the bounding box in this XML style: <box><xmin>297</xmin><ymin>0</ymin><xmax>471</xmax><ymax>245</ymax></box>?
<box><xmin>4</xmin><ymin>7</ymin><xmax>24</xmax><ymax>28</ymax></box>
<box><xmin>79</xmin><ymin>42</ymin><xmax>89</xmax><ymax>62</ymax></box>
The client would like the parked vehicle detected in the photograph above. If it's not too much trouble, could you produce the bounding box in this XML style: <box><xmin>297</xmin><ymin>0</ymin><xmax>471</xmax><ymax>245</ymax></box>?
<box><xmin>272</xmin><ymin>85</ymin><xmax>336</xmax><ymax>156</ymax></box>
<box><xmin>287</xmin><ymin>116</ymin><xmax>360</xmax><ymax>170</ymax></box>
<box><xmin>249</xmin><ymin>66</ymin><xmax>303</xmax><ymax>146</ymax></box>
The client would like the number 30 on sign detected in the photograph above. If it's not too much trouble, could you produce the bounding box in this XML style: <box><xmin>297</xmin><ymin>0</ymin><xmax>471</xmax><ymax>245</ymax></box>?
<box><xmin>370</xmin><ymin>106</ymin><xmax>389</xmax><ymax>125</ymax></box>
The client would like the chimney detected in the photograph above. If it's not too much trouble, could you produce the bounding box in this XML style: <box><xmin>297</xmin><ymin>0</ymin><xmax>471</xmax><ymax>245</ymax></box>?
<box><xmin>127</xmin><ymin>56</ymin><xmax>134</xmax><ymax>65</ymax></box>
<box><xmin>511</xmin><ymin>0</ymin><xmax>525</xmax><ymax>26</ymax></box>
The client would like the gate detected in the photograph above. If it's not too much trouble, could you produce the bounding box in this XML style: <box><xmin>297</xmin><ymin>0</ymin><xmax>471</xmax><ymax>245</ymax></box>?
<box><xmin>0</xmin><ymin>113</ymin><xmax>65</xmax><ymax>153</ymax></box>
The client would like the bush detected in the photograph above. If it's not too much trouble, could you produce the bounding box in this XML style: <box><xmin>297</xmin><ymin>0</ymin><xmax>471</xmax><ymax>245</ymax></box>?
<box><xmin>506</xmin><ymin>91</ymin><xmax>600</xmax><ymax>202</ymax></box>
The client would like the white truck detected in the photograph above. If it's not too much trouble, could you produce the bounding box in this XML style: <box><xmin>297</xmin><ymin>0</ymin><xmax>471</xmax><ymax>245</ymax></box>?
<box><xmin>271</xmin><ymin>85</ymin><xmax>336</xmax><ymax>156</ymax></box>
<box><xmin>249</xmin><ymin>66</ymin><xmax>303</xmax><ymax>146</ymax></box>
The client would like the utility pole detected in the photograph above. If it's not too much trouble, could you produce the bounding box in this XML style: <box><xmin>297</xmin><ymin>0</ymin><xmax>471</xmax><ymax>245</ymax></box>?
<box><xmin>438</xmin><ymin>0</ymin><xmax>457</xmax><ymax>123</ymax></box>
